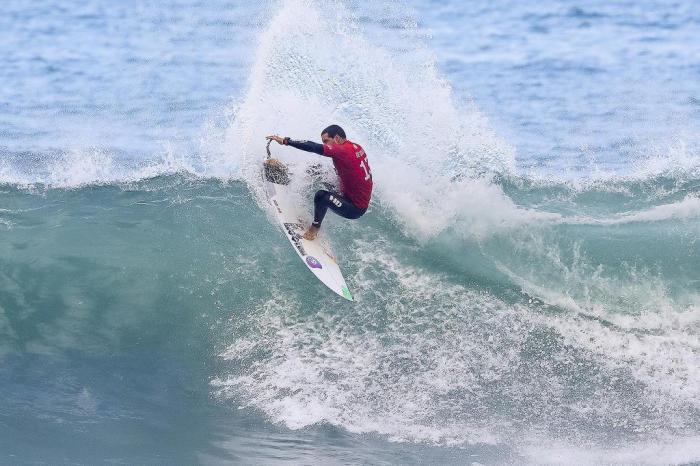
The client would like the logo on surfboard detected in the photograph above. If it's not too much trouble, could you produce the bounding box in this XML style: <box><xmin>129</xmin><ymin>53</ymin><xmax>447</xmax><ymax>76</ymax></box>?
<box><xmin>283</xmin><ymin>222</ymin><xmax>307</xmax><ymax>256</ymax></box>
<box><xmin>305</xmin><ymin>256</ymin><xmax>322</xmax><ymax>269</ymax></box>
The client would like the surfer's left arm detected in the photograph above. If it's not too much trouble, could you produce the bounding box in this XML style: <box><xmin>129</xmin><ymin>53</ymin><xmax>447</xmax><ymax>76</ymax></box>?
<box><xmin>266</xmin><ymin>135</ymin><xmax>324</xmax><ymax>155</ymax></box>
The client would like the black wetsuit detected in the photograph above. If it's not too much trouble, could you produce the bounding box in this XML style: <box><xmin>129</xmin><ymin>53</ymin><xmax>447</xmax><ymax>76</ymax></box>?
<box><xmin>285</xmin><ymin>138</ymin><xmax>368</xmax><ymax>227</ymax></box>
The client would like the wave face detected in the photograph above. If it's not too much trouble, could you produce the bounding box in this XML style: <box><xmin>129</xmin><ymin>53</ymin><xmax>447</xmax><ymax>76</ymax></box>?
<box><xmin>1</xmin><ymin>172</ymin><xmax>698</xmax><ymax>463</ymax></box>
<box><xmin>1</xmin><ymin>0</ymin><xmax>699</xmax><ymax>464</ymax></box>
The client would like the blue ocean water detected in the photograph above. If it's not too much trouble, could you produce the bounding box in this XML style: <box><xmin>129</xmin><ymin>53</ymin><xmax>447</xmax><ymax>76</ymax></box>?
<box><xmin>1</xmin><ymin>0</ymin><xmax>699</xmax><ymax>464</ymax></box>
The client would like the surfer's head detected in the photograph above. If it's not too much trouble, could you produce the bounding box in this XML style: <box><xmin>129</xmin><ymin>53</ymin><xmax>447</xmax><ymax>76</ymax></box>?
<box><xmin>321</xmin><ymin>125</ymin><xmax>346</xmax><ymax>145</ymax></box>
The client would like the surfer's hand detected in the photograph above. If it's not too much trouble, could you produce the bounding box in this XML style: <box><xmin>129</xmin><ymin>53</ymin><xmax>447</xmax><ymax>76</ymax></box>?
<box><xmin>266</xmin><ymin>135</ymin><xmax>286</xmax><ymax>145</ymax></box>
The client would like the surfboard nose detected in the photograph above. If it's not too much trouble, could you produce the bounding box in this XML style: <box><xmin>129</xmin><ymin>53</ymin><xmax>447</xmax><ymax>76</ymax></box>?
<box><xmin>264</xmin><ymin>160</ymin><xmax>290</xmax><ymax>185</ymax></box>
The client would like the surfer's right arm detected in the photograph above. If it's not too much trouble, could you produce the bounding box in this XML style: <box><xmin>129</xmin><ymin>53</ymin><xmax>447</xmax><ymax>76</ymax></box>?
<box><xmin>285</xmin><ymin>138</ymin><xmax>324</xmax><ymax>155</ymax></box>
<box><xmin>266</xmin><ymin>135</ymin><xmax>324</xmax><ymax>155</ymax></box>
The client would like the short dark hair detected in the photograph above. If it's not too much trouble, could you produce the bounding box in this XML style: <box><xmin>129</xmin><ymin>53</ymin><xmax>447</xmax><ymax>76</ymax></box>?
<box><xmin>322</xmin><ymin>124</ymin><xmax>346</xmax><ymax>139</ymax></box>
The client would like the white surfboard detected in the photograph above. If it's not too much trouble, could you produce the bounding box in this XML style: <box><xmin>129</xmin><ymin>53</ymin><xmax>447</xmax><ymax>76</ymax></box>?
<box><xmin>262</xmin><ymin>142</ymin><xmax>353</xmax><ymax>301</ymax></box>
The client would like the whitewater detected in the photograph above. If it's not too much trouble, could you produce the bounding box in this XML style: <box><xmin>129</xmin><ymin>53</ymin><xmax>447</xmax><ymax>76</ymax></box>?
<box><xmin>1</xmin><ymin>0</ymin><xmax>699</xmax><ymax>464</ymax></box>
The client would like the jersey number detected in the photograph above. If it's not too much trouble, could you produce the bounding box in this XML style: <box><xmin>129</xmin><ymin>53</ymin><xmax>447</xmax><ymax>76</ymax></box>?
<box><xmin>360</xmin><ymin>160</ymin><xmax>371</xmax><ymax>181</ymax></box>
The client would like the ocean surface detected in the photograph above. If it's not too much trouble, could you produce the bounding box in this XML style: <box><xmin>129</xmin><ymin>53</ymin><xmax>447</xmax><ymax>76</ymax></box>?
<box><xmin>1</xmin><ymin>0</ymin><xmax>699</xmax><ymax>464</ymax></box>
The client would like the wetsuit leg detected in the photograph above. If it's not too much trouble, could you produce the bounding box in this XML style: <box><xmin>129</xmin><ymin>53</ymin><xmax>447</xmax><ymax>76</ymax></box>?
<box><xmin>312</xmin><ymin>190</ymin><xmax>367</xmax><ymax>227</ymax></box>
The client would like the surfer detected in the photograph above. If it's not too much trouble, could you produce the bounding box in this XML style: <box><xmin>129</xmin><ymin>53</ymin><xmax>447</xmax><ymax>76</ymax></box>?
<box><xmin>266</xmin><ymin>125</ymin><xmax>373</xmax><ymax>240</ymax></box>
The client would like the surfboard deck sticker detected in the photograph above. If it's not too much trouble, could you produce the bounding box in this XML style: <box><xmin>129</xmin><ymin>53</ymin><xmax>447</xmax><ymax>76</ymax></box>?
<box><xmin>262</xmin><ymin>157</ymin><xmax>354</xmax><ymax>301</ymax></box>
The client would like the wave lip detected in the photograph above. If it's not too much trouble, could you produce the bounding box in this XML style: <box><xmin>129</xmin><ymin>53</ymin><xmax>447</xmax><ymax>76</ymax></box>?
<box><xmin>605</xmin><ymin>194</ymin><xmax>700</xmax><ymax>224</ymax></box>
<box><xmin>558</xmin><ymin>194</ymin><xmax>700</xmax><ymax>226</ymax></box>
<box><xmin>0</xmin><ymin>147</ymin><xmax>204</xmax><ymax>189</ymax></box>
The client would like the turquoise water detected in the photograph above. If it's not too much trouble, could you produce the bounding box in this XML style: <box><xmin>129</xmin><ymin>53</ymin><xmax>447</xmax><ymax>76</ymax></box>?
<box><xmin>1</xmin><ymin>0</ymin><xmax>699</xmax><ymax>464</ymax></box>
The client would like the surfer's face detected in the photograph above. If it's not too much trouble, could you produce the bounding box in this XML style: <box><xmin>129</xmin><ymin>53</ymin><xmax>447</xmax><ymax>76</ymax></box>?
<box><xmin>321</xmin><ymin>133</ymin><xmax>341</xmax><ymax>145</ymax></box>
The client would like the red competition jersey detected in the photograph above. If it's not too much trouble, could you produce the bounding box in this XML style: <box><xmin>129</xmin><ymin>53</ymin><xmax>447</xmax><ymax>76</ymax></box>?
<box><xmin>322</xmin><ymin>140</ymin><xmax>373</xmax><ymax>209</ymax></box>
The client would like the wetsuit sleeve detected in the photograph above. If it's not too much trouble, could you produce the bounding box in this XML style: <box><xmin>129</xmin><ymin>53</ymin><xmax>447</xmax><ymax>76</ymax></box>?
<box><xmin>284</xmin><ymin>138</ymin><xmax>324</xmax><ymax>155</ymax></box>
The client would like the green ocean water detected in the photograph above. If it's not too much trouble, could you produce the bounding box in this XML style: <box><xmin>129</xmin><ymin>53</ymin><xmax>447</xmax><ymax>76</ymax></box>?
<box><xmin>1</xmin><ymin>172</ymin><xmax>698</xmax><ymax>463</ymax></box>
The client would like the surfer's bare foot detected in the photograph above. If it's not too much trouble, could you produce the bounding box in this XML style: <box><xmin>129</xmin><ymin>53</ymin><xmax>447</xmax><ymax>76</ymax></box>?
<box><xmin>303</xmin><ymin>225</ymin><xmax>319</xmax><ymax>240</ymax></box>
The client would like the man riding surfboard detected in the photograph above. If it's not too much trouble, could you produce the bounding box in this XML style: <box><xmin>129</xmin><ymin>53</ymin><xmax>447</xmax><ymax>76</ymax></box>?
<box><xmin>266</xmin><ymin>125</ymin><xmax>373</xmax><ymax>241</ymax></box>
